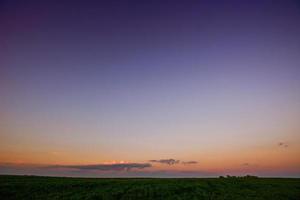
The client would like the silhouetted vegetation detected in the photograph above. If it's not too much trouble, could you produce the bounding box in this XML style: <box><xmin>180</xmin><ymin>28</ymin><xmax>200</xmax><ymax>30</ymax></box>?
<box><xmin>0</xmin><ymin>175</ymin><xmax>299</xmax><ymax>199</ymax></box>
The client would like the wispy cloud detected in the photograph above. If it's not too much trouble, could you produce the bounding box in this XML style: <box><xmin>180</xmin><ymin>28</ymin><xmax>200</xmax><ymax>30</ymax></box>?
<box><xmin>45</xmin><ymin>163</ymin><xmax>152</xmax><ymax>171</ymax></box>
<box><xmin>242</xmin><ymin>163</ymin><xmax>250</xmax><ymax>166</ymax></box>
<box><xmin>149</xmin><ymin>159</ymin><xmax>180</xmax><ymax>165</ymax></box>
<box><xmin>182</xmin><ymin>161</ymin><xmax>198</xmax><ymax>165</ymax></box>
<box><xmin>149</xmin><ymin>159</ymin><xmax>199</xmax><ymax>165</ymax></box>
<box><xmin>278</xmin><ymin>142</ymin><xmax>288</xmax><ymax>148</ymax></box>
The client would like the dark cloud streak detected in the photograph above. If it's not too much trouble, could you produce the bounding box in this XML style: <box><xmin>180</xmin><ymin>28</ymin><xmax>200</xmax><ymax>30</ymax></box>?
<box><xmin>149</xmin><ymin>159</ymin><xmax>180</xmax><ymax>165</ymax></box>
<box><xmin>45</xmin><ymin>163</ymin><xmax>152</xmax><ymax>171</ymax></box>
<box><xmin>182</xmin><ymin>161</ymin><xmax>198</xmax><ymax>165</ymax></box>
<box><xmin>278</xmin><ymin>142</ymin><xmax>288</xmax><ymax>148</ymax></box>
<box><xmin>149</xmin><ymin>159</ymin><xmax>199</xmax><ymax>165</ymax></box>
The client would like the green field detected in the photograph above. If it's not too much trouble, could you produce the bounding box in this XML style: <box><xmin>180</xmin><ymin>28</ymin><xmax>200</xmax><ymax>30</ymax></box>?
<box><xmin>0</xmin><ymin>175</ymin><xmax>299</xmax><ymax>200</ymax></box>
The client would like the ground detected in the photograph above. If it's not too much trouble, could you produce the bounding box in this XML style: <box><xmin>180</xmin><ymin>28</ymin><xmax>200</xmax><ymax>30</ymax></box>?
<box><xmin>0</xmin><ymin>175</ymin><xmax>299</xmax><ymax>200</ymax></box>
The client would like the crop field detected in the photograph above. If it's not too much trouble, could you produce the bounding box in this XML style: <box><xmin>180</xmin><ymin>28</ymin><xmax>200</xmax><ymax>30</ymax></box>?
<box><xmin>0</xmin><ymin>175</ymin><xmax>299</xmax><ymax>200</ymax></box>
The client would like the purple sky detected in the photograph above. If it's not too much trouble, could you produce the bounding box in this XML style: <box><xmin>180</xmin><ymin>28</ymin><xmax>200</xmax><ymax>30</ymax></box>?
<box><xmin>1</xmin><ymin>0</ymin><xmax>300</xmax><ymax>177</ymax></box>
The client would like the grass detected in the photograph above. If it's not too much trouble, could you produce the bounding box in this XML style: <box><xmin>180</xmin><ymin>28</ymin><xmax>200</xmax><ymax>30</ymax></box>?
<box><xmin>0</xmin><ymin>175</ymin><xmax>300</xmax><ymax>199</ymax></box>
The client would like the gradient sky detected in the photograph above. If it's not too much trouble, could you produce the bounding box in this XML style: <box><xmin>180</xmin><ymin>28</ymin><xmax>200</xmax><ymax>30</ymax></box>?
<box><xmin>1</xmin><ymin>0</ymin><xmax>300</xmax><ymax>177</ymax></box>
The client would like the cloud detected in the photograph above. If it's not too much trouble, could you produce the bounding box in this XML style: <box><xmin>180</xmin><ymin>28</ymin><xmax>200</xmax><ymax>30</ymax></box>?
<box><xmin>0</xmin><ymin>163</ymin><xmax>215</xmax><ymax>178</ymax></box>
<box><xmin>242</xmin><ymin>163</ymin><xmax>250</xmax><ymax>166</ymax></box>
<box><xmin>149</xmin><ymin>159</ymin><xmax>199</xmax><ymax>165</ymax></box>
<box><xmin>278</xmin><ymin>142</ymin><xmax>288</xmax><ymax>148</ymax></box>
<box><xmin>45</xmin><ymin>163</ymin><xmax>152</xmax><ymax>171</ymax></box>
<box><xmin>182</xmin><ymin>161</ymin><xmax>198</xmax><ymax>165</ymax></box>
<box><xmin>149</xmin><ymin>159</ymin><xmax>180</xmax><ymax>165</ymax></box>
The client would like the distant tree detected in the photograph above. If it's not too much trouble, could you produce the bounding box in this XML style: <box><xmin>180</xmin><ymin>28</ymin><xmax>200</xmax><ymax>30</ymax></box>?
<box><xmin>244</xmin><ymin>175</ymin><xmax>258</xmax><ymax>179</ymax></box>
<box><xmin>226</xmin><ymin>175</ymin><xmax>237</xmax><ymax>179</ymax></box>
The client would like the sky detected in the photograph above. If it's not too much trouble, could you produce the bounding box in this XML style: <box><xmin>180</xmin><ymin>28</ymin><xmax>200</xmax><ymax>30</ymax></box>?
<box><xmin>0</xmin><ymin>0</ymin><xmax>300</xmax><ymax>177</ymax></box>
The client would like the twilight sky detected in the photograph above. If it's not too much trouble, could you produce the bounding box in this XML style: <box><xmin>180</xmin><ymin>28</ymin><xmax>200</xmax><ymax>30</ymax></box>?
<box><xmin>1</xmin><ymin>0</ymin><xmax>300</xmax><ymax>177</ymax></box>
